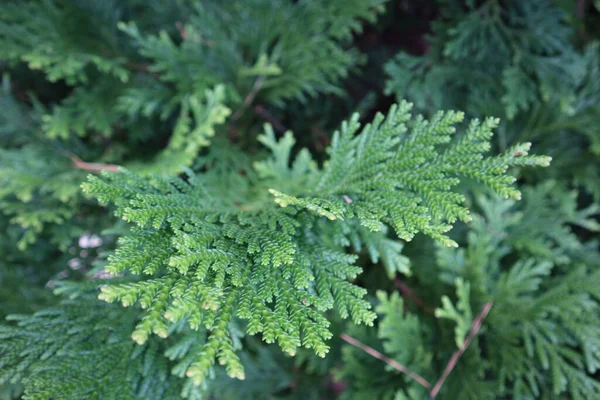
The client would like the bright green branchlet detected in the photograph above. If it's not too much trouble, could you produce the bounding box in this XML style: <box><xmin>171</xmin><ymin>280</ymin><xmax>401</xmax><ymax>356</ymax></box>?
<box><xmin>82</xmin><ymin>103</ymin><xmax>549</xmax><ymax>383</ymax></box>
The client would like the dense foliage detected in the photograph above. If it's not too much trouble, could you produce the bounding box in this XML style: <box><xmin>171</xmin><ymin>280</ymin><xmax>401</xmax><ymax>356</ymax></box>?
<box><xmin>1</xmin><ymin>1</ymin><xmax>598</xmax><ymax>399</ymax></box>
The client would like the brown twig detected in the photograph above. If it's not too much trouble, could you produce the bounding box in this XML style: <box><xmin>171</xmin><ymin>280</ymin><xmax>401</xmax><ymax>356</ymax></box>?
<box><xmin>65</xmin><ymin>152</ymin><xmax>120</xmax><ymax>173</ymax></box>
<box><xmin>577</xmin><ymin>0</ymin><xmax>586</xmax><ymax>19</ymax></box>
<box><xmin>255</xmin><ymin>104</ymin><xmax>287</xmax><ymax>133</ymax></box>
<box><xmin>394</xmin><ymin>278</ymin><xmax>434</xmax><ymax>314</ymax></box>
<box><xmin>125</xmin><ymin>62</ymin><xmax>160</xmax><ymax>79</ymax></box>
<box><xmin>429</xmin><ymin>301</ymin><xmax>494</xmax><ymax>398</ymax></box>
<box><xmin>577</xmin><ymin>0</ymin><xmax>587</xmax><ymax>38</ymax></box>
<box><xmin>231</xmin><ymin>75</ymin><xmax>265</xmax><ymax>121</ymax></box>
<box><xmin>125</xmin><ymin>62</ymin><xmax>150</xmax><ymax>73</ymax></box>
<box><xmin>176</xmin><ymin>22</ymin><xmax>215</xmax><ymax>46</ymax></box>
<box><xmin>339</xmin><ymin>333</ymin><xmax>432</xmax><ymax>390</ymax></box>
<box><xmin>341</xmin><ymin>301</ymin><xmax>494</xmax><ymax>399</ymax></box>
<box><xmin>176</xmin><ymin>21</ymin><xmax>187</xmax><ymax>39</ymax></box>
<box><xmin>311</xmin><ymin>125</ymin><xmax>331</xmax><ymax>152</ymax></box>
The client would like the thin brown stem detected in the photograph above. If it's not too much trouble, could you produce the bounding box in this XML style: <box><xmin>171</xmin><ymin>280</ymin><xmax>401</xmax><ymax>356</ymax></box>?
<box><xmin>340</xmin><ymin>333</ymin><xmax>432</xmax><ymax>390</ymax></box>
<box><xmin>125</xmin><ymin>62</ymin><xmax>150</xmax><ymax>73</ymax></box>
<box><xmin>176</xmin><ymin>22</ymin><xmax>215</xmax><ymax>46</ymax></box>
<box><xmin>255</xmin><ymin>104</ymin><xmax>287</xmax><ymax>133</ymax></box>
<box><xmin>231</xmin><ymin>76</ymin><xmax>265</xmax><ymax>121</ymax></box>
<box><xmin>65</xmin><ymin>152</ymin><xmax>120</xmax><ymax>173</ymax></box>
<box><xmin>577</xmin><ymin>0</ymin><xmax>586</xmax><ymax>19</ymax></box>
<box><xmin>341</xmin><ymin>301</ymin><xmax>494</xmax><ymax>399</ymax></box>
<box><xmin>429</xmin><ymin>301</ymin><xmax>494</xmax><ymax>398</ymax></box>
<box><xmin>125</xmin><ymin>62</ymin><xmax>160</xmax><ymax>79</ymax></box>
<box><xmin>394</xmin><ymin>278</ymin><xmax>434</xmax><ymax>314</ymax></box>
<box><xmin>578</xmin><ymin>0</ymin><xmax>587</xmax><ymax>38</ymax></box>
<box><xmin>176</xmin><ymin>21</ymin><xmax>187</xmax><ymax>39</ymax></box>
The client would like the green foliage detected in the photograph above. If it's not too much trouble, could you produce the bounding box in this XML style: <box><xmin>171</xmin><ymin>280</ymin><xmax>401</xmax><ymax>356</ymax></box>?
<box><xmin>339</xmin><ymin>184</ymin><xmax>600</xmax><ymax>399</ymax></box>
<box><xmin>120</xmin><ymin>0</ymin><xmax>387</xmax><ymax>105</ymax></box>
<box><xmin>385</xmin><ymin>0</ymin><xmax>581</xmax><ymax>117</ymax></box>
<box><xmin>0</xmin><ymin>293</ymin><xmax>197</xmax><ymax>400</ymax></box>
<box><xmin>269</xmin><ymin>104</ymin><xmax>549</xmax><ymax>246</ymax></box>
<box><xmin>337</xmin><ymin>291</ymin><xmax>432</xmax><ymax>400</ymax></box>
<box><xmin>126</xmin><ymin>85</ymin><xmax>231</xmax><ymax>175</ymax></box>
<box><xmin>384</xmin><ymin>0</ymin><xmax>600</xmax><ymax>199</ymax></box>
<box><xmin>375</xmin><ymin>291</ymin><xmax>432</xmax><ymax>379</ymax></box>
<box><xmin>80</xmin><ymin>104</ymin><xmax>545</xmax><ymax>384</ymax></box>
<box><xmin>435</xmin><ymin>278</ymin><xmax>472</xmax><ymax>349</ymax></box>
<box><xmin>380</xmin><ymin>14</ymin><xmax>600</xmax><ymax>398</ymax></box>
<box><xmin>0</xmin><ymin>0</ymin><xmax>129</xmax><ymax>85</ymax></box>
<box><xmin>0</xmin><ymin>0</ymin><xmax>385</xmax><ymax>248</ymax></box>
<box><xmin>462</xmin><ymin>189</ymin><xmax>600</xmax><ymax>399</ymax></box>
<box><xmin>1</xmin><ymin>1</ymin><xmax>599</xmax><ymax>399</ymax></box>
<box><xmin>0</xmin><ymin>145</ymin><xmax>84</xmax><ymax>249</ymax></box>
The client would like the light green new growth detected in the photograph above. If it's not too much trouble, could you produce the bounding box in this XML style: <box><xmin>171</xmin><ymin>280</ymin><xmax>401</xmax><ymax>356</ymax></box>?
<box><xmin>435</xmin><ymin>278</ymin><xmax>473</xmax><ymax>348</ymax></box>
<box><xmin>270</xmin><ymin>101</ymin><xmax>551</xmax><ymax>247</ymax></box>
<box><xmin>82</xmin><ymin>102</ymin><xmax>549</xmax><ymax>384</ymax></box>
<box><xmin>126</xmin><ymin>85</ymin><xmax>231</xmax><ymax>175</ymax></box>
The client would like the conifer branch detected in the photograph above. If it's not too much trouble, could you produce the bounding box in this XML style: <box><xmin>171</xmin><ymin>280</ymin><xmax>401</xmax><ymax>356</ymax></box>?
<box><xmin>0</xmin><ymin>1</ymin><xmax>596</xmax><ymax>397</ymax></box>
<box><xmin>80</xmin><ymin>101</ymin><xmax>546</xmax><ymax>384</ymax></box>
